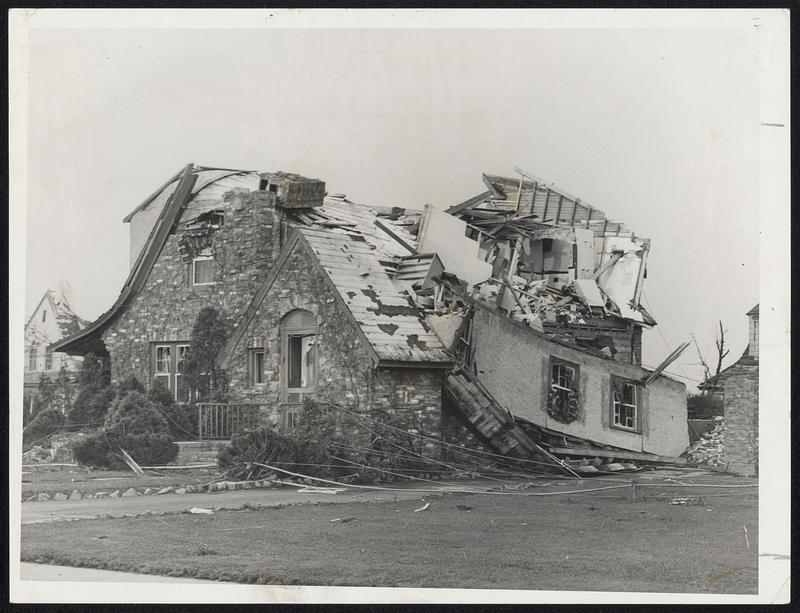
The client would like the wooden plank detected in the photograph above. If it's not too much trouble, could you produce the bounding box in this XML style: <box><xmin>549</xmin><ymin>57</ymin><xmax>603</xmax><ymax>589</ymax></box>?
<box><xmin>549</xmin><ymin>446</ymin><xmax>687</xmax><ymax>465</ymax></box>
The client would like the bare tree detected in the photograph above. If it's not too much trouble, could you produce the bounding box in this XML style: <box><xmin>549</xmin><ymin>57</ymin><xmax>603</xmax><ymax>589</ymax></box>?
<box><xmin>691</xmin><ymin>320</ymin><xmax>731</xmax><ymax>390</ymax></box>
<box><xmin>713</xmin><ymin>320</ymin><xmax>730</xmax><ymax>377</ymax></box>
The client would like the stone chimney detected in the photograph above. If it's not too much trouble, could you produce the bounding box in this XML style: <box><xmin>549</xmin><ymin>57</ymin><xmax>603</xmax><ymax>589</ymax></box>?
<box><xmin>259</xmin><ymin>172</ymin><xmax>326</xmax><ymax>209</ymax></box>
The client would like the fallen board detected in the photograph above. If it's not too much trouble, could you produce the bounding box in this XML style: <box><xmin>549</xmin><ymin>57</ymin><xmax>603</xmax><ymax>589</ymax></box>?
<box><xmin>549</xmin><ymin>446</ymin><xmax>687</xmax><ymax>465</ymax></box>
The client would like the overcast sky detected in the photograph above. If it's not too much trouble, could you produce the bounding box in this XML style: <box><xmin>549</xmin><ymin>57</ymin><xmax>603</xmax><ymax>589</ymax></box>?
<box><xmin>21</xmin><ymin>15</ymin><xmax>763</xmax><ymax>391</ymax></box>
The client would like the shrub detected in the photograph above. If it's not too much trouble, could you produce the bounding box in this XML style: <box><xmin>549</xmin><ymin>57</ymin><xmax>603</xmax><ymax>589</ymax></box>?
<box><xmin>67</xmin><ymin>353</ymin><xmax>112</xmax><ymax>426</ymax></box>
<box><xmin>72</xmin><ymin>431</ymin><xmax>178</xmax><ymax>469</ymax></box>
<box><xmin>104</xmin><ymin>391</ymin><xmax>170</xmax><ymax>437</ymax></box>
<box><xmin>219</xmin><ymin>400</ymin><xmax>436</xmax><ymax>484</ymax></box>
<box><xmin>22</xmin><ymin>408</ymin><xmax>65</xmax><ymax>447</ymax></box>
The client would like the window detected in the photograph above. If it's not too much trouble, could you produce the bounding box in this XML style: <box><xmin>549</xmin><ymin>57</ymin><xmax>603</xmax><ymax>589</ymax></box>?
<box><xmin>249</xmin><ymin>349</ymin><xmax>265</xmax><ymax>385</ymax></box>
<box><xmin>175</xmin><ymin>345</ymin><xmax>191</xmax><ymax>403</ymax></box>
<box><xmin>287</xmin><ymin>335</ymin><xmax>316</xmax><ymax>389</ymax></box>
<box><xmin>547</xmin><ymin>358</ymin><xmax>580</xmax><ymax>424</ymax></box>
<box><xmin>42</xmin><ymin>310</ymin><xmax>47</xmax><ymax>323</ymax></box>
<box><xmin>192</xmin><ymin>249</ymin><xmax>216</xmax><ymax>285</ymax></box>
<box><xmin>286</xmin><ymin>409</ymin><xmax>301</xmax><ymax>430</ymax></box>
<box><xmin>280</xmin><ymin>309</ymin><xmax>318</xmax><ymax>404</ymax></box>
<box><xmin>611</xmin><ymin>378</ymin><xmax>640</xmax><ymax>431</ymax></box>
<box><xmin>154</xmin><ymin>345</ymin><xmax>172</xmax><ymax>389</ymax></box>
<box><xmin>28</xmin><ymin>344</ymin><xmax>38</xmax><ymax>371</ymax></box>
<box><xmin>44</xmin><ymin>350</ymin><xmax>54</xmax><ymax>371</ymax></box>
<box><xmin>153</xmin><ymin>343</ymin><xmax>194</xmax><ymax>402</ymax></box>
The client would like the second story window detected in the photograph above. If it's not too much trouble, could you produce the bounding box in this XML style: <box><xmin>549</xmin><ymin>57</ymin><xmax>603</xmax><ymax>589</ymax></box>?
<box><xmin>547</xmin><ymin>357</ymin><xmax>581</xmax><ymax>424</ymax></box>
<box><xmin>611</xmin><ymin>377</ymin><xmax>641</xmax><ymax>432</ymax></box>
<box><xmin>44</xmin><ymin>350</ymin><xmax>54</xmax><ymax>371</ymax></box>
<box><xmin>192</xmin><ymin>249</ymin><xmax>217</xmax><ymax>286</ymax></box>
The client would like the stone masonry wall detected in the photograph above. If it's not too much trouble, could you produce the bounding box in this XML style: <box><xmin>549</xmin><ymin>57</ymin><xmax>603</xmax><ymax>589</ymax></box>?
<box><xmin>722</xmin><ymin>365</ymin><xmax>759</xmax><ymax>476</ymax></box>
<box><xmin>103</xmin><ymin>189</ymin><xmax>281</xmax><ymax>385</ymax></box>
<box><xmin>225</xmin><ymin>237</ymin><xmax>444</xmax><ymax>452</ymax></box>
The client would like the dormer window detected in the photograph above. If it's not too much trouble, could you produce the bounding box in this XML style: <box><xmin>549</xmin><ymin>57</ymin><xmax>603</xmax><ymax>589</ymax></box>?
<box><xmin>192</xmin><ymin>249</ymin><xmax>217</xmax><ymax>286</ymax></box>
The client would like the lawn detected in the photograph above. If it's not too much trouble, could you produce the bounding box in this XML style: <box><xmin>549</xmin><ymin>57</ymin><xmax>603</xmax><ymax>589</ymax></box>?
<box><xmin>21</xmin><ymin>467</ymin><xmax>221</xmax><ymax>498</ymax></box>
<box><xmin>21</xmin><ymin>482</ymin><xmax>758</xmax><ymax>594</ymax></box>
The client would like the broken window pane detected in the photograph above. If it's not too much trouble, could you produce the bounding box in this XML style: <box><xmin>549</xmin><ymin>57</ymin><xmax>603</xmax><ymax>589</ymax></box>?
<box><xmin>612</xmin><ymin>378</ymin><xmax>639</xmax><ymax>430</ymax></box>
<box><xmin>548</xmin><ymin>359</ymin><xmax>580</xmax><ymax>424</ymax></box>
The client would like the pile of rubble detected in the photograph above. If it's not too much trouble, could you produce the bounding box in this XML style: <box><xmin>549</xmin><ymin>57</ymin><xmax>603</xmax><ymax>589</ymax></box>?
<box><xmin>684</xmin><ymin>416</ymin><xmax>725</xmax><ymax>468</ymax></box>
<box><xmin>22</xmin><ymin>430</ymin><xmax>94</xmax><ymax>465</ymax></box>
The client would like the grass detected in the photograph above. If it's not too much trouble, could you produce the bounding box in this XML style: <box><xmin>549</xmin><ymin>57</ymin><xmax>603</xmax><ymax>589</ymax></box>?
<box><xmin>21</xmin><ymin>482</ymin><xmax>758</xmax><ymax>593</ymax></box>
<box><xmin>21</xmin><ymin>467</ymin><xmax>221</xmax><ymax>498</ymax></box>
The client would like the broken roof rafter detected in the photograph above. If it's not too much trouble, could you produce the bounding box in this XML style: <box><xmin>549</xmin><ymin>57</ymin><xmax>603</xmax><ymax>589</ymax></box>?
<box><xmin>53</xmin><ymin>165</ymin><xmax>199</xmax><ymax>356</ymax></box>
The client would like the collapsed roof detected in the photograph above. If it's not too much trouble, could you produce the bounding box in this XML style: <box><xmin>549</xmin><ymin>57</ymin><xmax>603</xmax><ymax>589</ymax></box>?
<box><xmin>422</xmin><ymin>169</ymin><xmax>656</xmax><ymax>335</ymax></box>
<box><xmin>53</xmin><ymin>164</ymin><xmax>657</xmax><ymax>365</ymax></box>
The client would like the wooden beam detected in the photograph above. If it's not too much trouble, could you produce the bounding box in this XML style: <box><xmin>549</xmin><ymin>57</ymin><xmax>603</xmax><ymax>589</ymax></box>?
<box><xmin>542</xmin><ymin>188</ymin><xmax>550</xmax><ymax>221</ymax></box>
<box><xmin>554</xmin><ymin>194</ymin><xmax>563</xmax><ymax>224</ymax></box>
<box><xmin>570</xmin><ymin>199</ymin><xmax>578</xmax><ymax>225</ymax></box>
<box><xmin>591</xmin><ymin>250</ymin><xmax>623</xmax><ymax>280</ymax></box>
<box><xmin>642</xmin><ymin>341</ymin><xmax>690</xmax><ymax>386</ymax></box>
<box><xmin>373</xmin><ymin>219</ymin><xmax>417</xmax><ymax>254</ymax></box>
<box><xmin>548</xmin><ymin>446</ymin><xmax>687</xmax><ymax>465</ymax></box>
<box><xmin>585</xmin><ymin>206</ymin><xmax>592</xmax><ymax>228</ymax></box>
<box><xmin>514</xmin><ymin>173</ymin><xmax>524</xmax><ymax>213</ymax></box>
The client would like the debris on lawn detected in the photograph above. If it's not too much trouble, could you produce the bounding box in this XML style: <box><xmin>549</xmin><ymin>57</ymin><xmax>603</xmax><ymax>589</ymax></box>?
<box><xmin>456</xmin><ymin>505</ymin><xmax>473</xmax><ymax>511</ymax></box>
<box><xmin>297</xmin><ymin>486</ymin><xmax>345</xmax><ymax>494</ymax></box>
<box><xmin>414</xmin><ymin>502</ymin><xmax>430</xmax><ymax>512</ymax></box>
<box><xmin>330</xmin><ymin>516</ymin><xmax>355</xmax><ymax>523</ymax></box>
<box><xmin>119</xmin><ymin>448</ymin><xmax>145</xmax><ymax>476</ymax></box>
<box><xmin>670</xmin><ymin>497</ymin><xmax>703</xmax><ymax>506</ymax></box>
<box><xmin>186</xmin><ymin>507</ymin><xmax>214</xmax><ymax>515</ymax></box>
<box><xmin>684</xmin><ymin>417</ymin><xmax>725</xmax><ymax>468</ymax></box>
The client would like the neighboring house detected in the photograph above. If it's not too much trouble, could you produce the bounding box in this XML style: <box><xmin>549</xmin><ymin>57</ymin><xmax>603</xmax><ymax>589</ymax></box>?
<box><xmin>699</xmin><ymin>305</ymin><xmax>759</xmax><ymax>476</ymax></box>
<box><xmin>24</xmin><ymin>285</ymin><xmax>88</xmax><ymax>417</ymax></box>
<box><xmin>54</xmin><ymin>164</ymin><xmax>688</xmax><ymax>466</ymax></box>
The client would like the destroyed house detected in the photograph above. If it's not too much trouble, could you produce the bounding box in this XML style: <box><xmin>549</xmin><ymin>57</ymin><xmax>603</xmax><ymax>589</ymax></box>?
<box><xmin>54</xmin><ymin>163</ymin><xmax>687</xmax><ymax>467</ymax></box>
<box><xmin>53</xmin><ymin>164</ymin><xmax>452</xmax><ymax>444</ymax></box>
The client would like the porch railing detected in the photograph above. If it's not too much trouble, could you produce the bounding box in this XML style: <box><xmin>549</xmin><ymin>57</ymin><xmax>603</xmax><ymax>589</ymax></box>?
<box><xmin>197</xmin><ymin>403</ymin><xmax>262</xmax><ymax>440</ymax></box>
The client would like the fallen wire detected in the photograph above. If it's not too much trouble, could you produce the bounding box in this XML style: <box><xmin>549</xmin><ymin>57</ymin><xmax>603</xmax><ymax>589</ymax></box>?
<box><xmin>254</xmin><ymin>461</ymin><xmax>635</xmax><ymax>497</ymax></box>
<box><xmin>332</xmin><ymin>403</ymin><xmax>576</xmax><ymax>476</ymax></box>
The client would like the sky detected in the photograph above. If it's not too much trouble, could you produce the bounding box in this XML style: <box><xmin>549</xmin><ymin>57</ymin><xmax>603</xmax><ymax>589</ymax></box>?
<box><xmin>20</xmin><ymin>14</ymin><xmax>763</xmax><ymax>392</ymax></box>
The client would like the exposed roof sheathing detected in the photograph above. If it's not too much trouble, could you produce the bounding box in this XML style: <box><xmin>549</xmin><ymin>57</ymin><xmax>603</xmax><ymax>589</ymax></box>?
<box><xmin>299</xmin><ymin>226</ymin><xmax>450</xmax><ymax>365</ymax></box>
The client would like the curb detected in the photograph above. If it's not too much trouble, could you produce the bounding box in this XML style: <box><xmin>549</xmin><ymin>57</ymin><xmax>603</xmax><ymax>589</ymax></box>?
<box><xmin>22</xmin><ymin>477</ymin><xmax>281</xmax><ymax>503</ymax></box>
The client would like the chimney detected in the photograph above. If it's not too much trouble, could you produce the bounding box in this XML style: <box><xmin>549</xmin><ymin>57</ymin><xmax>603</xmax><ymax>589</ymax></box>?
<box><xmin>259</xmin><ymin>172</ymin><xmax>326</xmax><ymax>209</ymax></box>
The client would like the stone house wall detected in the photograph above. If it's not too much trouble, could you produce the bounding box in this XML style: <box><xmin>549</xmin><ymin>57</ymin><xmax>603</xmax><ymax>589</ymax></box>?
<box><xmin>103</xmin><ymin>189</ymin><xmax>281</xmax><ymax>386</ymax></box>
<box><xmin>225</xmin><ymin>237</ymin><xmax>445</xmax><ymax>448</ymax></box>
<box><xmin>721</xmin><ymin>365</ymin><xmax>759</xmax><ymax>476</ymax></box>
